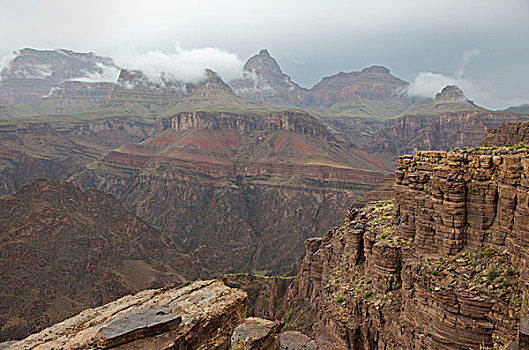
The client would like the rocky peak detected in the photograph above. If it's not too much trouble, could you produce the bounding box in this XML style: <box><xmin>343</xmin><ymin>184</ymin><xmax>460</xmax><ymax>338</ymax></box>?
<box><xmin>360</xmin><ymin>65</ymin><xmax>392</xmax><ymax>75</ymax></box>
<box><xmin>115</xmin><ymin>69</ymin><xmax>186</xmax><ymax>94</ymax></box>
<box><xmin>0</xmin><ymin>48</ymin><xmax>119</xmax><ymax>104</ymax></box>
<box><xmin>190</xmin><ymin>69</ymin><xmax>234</xmax><ymax>98</ymax></box>
<box><xmin>230</xmin><ymin>49</ymin><xmax>306</xmax><ymax>106</ymax></box>
<box><xmin>0</xmin><ymin>48</ymin><xmax>117</xmax><ymax>82</ymax></box>
<box><xmin>434</xmin><ymin>85</ymin><xmax>468</xmax><ymax>104</ymax></box>
<box><xmin>243</xmin><ymin>48</ymin><xmax>283</xmax><ymax>76</ymax></box>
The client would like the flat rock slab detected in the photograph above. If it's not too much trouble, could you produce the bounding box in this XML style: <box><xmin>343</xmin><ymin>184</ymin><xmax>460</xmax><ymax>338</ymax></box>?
<box><xmin>10</xmin><ymin>279</ymin><xmax>248</xmax><ymax>350</ymax></box>
<box><xmin>230</xmin><ymin>317</ymin><xmax>283</xmax><ymax>350</ymax></box>
<box><xmin>97</xmin><ymin>306</ymin><xmax>182</xmax><ymax>348</ymax></box>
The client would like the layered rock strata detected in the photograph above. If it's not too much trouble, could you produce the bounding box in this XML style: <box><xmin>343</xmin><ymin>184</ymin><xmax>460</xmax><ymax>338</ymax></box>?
<box><xmin>482</xmin><ymin>120</ymin><xmax>529</xmax><ymax>147</ymax></box>
<box><xmin>73</xmin><ymin>110</ymin><xmax>388</xmax><ymax>275</ymax></box>
<box><xmin>285</xmin><ymin>148</ymin><xmax>529</xmax><ymax>349</ymax></box>
<box><xmin>366</xmin><ymin>112</ymin><xmax>529</xmax><ymax>162</ymax></box>
<box><xmin>8</xmin><ymin>279</ymin><xmax>248</xmax><ymax>350</ymax></box>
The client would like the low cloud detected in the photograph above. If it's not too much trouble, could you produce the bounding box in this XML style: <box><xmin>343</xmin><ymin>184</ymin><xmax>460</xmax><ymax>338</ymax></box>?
<box><xmin>112</xmin><ymin>46</ymin><xmax>244</xmax><ymax>84</ymax></box>
<box><xmin>73</xmin><ymin>63</ymin><xmax>121</xmax><ymax>83</ymax></box>
<box><xmin>406</xmin><ymin>49</ymin><xmax>499</xmax><ymax>108</ymax></box>
<box><xmin>407</xmin><ymin>72</ymin><xmax>492</xmax><ymax>102</ymax></box>
<box><xmin>0</xmin><ymin>51</ymin><xmax>16</xmax><ymax>77</ymax></box>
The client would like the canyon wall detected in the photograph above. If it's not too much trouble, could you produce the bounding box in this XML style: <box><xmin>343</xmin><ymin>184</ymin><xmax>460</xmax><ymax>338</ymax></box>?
<box><xmin>482</xmin><ymin>120</ymin><xmax>529</xmax><ymax>147</ymax></box>
<box><xmin>286</xmin><ymin>148</ymin><xmax>529</xmax><ymax>349</ymax></box>
<box><xmin>366</xmin><ymin>112</ymin><xmax>529</xmax><ymax>162</ymax></box>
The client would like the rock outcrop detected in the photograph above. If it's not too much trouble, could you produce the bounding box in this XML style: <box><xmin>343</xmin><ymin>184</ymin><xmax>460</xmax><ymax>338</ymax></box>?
<box><xmin>284</xmin><ymin>147</ymin><xmax>529</xmax><ymax>349</ymax></box>
<box><xmin>8</xmin><ymin>279</ymin><xmax>248</xmax><ymax>349</ymax></box>
<box><xmin>0</xmin><ymin>48</ymin><xmax>118</xmax><ymax>104</ymax></box>
<box><xmin>482</xmin><ymin>120</ymin><xmax>529</xmax><ymax>147</ymax></box>
<box><xmin>366</xmin><ymin>111</ymin><xmax>529</xmax><ymax>162</ymax></box>
<box><xmin>433</xmin><ymin>85</ymin><xmax>470</xmax><ymax>104</ymax></box>
<box><xmin>230</xmin><ymin>317</ymin><xmax>283</xmax><ymax>350</ymax></box>
<box><xmin>279</xmin><ymin>331</ymin><xmax>318</xmax><ymax>350</ymax></box>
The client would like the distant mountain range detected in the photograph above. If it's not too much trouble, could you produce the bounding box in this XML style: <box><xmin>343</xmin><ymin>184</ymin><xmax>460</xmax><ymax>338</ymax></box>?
<box><xmin>0</xmin><ymin>47</ymin><xmax>492</xmax><ymax>120</ymax></box>
<box><xmin>503</xmin><ymin>103</ymin><xmax>529</xmax><ymax>114</ymax></box>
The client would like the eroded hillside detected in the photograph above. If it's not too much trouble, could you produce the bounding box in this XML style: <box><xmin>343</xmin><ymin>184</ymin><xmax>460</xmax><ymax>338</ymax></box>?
<box><xmin>0</xmin><ymin>179</ymin><xmax>202</xmax><ymax>342</ymax></box>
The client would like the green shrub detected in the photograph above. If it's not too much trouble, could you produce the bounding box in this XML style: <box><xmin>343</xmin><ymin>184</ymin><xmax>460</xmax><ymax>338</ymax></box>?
<box><xmin>487</xmin><ymin>269</ymin><xmax>500</xmax><ymax>281</ymax></box>
<box><xmin>505</xmin><ymin>267</ymin><xmax>515</xmax><ymax>276</ymax></box>
<box><xmin>364</xmin><ymin>291</ymin><xmax>372</xmax><ymax>299</ymax></box>
<box><xmin>483</xmin><ymin>247</ymin><xmax>494</xmax><ymax>257</ymax></box>
<box><xmin>502</xmin><ymin>279</ymin><xmax>511</xmax><ymax>287</ymax></box>
<box><xmin>335</xmin><ymin>296</ymin><xmax>345</xmax><ymax>303</ymax></box>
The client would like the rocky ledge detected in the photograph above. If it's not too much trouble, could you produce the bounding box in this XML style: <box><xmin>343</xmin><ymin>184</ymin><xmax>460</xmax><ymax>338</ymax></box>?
<box><xmin>5</xmin><ymin>279</ymin><xmax>305</xmax><ymax>350</ymax></box>
<box><xmin>482</xmin><ymin>121</ymin><xmax>529</xmax><ymax>147</ymax></box>
<box><xmin>8</xmin><ymin>280</ymin><xmax>248</xmax><ymax>349</ymax></box>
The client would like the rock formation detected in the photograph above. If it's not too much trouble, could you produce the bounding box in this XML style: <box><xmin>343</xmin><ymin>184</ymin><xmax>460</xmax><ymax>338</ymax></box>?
<box><xmin>231</xmin><ymin>317</ymin><xmax>283</xmax><ymax>350</ymax></box>
<box><xmin>433</xmin><ymin>85</ymin><xmax>471</xmax><ymax>104</ymax></box>
<box><xmin>482</xmin><ymin>120</ymin><xmax>529</xmax><ymax>147</ymax></box>
<box><xmin>70</xmin><ymin>109</ymin><xmax>389</xmax><ymax>275</ymax></box>
<box><xmin>230</xmin><ymin>49</ymin><xmax>308</xmax><ymax>107</ymax></box>
<box><xmin>0</xmin><ymin>48</ymin><xmax>118</xmax><ymax>104</ymax></box>
<box><xmin>366</xmin><ymin>111</ymin><xmax>529</xmax><ymax>162</ymax></box>
<box><xmin>7</xmin><ymin>280</ymin><xmax>248</xmax><ymax>349</ymax></box>
<box><xmin>282</xmin><ymin>147</ymin><xmax>529</xmax><ymax>349</ymax></box>
<box><xmin>229</xmin><ymin>50</ymin><xmax>415</xmax><ymax>120</ymax></box>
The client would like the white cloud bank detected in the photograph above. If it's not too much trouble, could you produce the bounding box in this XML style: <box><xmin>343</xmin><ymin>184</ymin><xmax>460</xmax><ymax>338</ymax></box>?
<box><xmin>406</xmin><ymin>49</ymin><xmax>529</xmax><ymax>110</ymax></box>
<box><xmin>74</xmin><ymin>63</ymin><xmax>121</xmax><ymax>83</ymax></box>
<box><xmin>113</xmin><ymin>46</ymin><xmax>244</xmax><ymax>84</ymax></box>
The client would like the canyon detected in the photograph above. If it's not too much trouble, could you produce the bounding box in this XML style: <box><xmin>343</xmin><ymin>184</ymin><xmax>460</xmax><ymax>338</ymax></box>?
<box><xmin>8</xmin><ymin>133</ymin><xmax>529</xmax><ymax>349</ymax></box>
<box><xmin>2</xmin><ymin>47</ymin><xmax>529</xmax><ymax>349</ymax></box>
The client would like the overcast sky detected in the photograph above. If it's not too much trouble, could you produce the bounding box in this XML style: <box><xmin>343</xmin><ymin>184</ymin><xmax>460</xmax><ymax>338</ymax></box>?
<box><xmin>0</xmin><ymin>0</ymin><xmax>528</xmax><ymax>109</ymax></box>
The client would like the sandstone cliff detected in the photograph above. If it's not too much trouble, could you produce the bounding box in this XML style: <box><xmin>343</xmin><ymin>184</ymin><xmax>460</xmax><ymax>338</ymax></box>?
<box><xmin>283</xmin><ymin>148</ymin><xmax>529</xmax><ymax>349</ymax></box>
<box><xmin>482</xmin><ymin>120</ymin><xmax>529</xmax><ymax>147</ymax></box>
<box><xmin>366</xmin><ymin>111</ymin><xmax>529</xmax><ymax>162</ymax></box>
